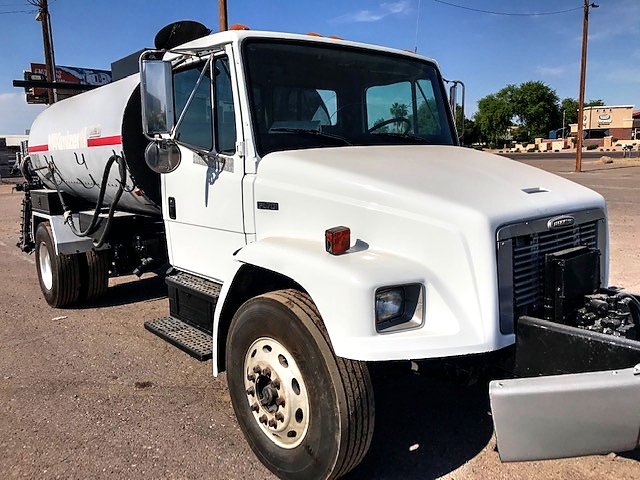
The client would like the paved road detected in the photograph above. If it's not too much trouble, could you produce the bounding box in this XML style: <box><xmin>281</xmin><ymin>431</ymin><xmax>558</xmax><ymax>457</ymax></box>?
<box><xmin>1</xmin><ymin>156</ymin><xmax>639</xmax><ymax>480</ymax></box>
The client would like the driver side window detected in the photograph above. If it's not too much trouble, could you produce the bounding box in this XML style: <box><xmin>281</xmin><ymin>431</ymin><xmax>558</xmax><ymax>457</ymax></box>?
<box><xmin>173</xmin><ymin>56</ymin><xmax>237</xmax><ymax>154</ymax></box>
<box><xmin>174</xmin><ymin>63</ymin><xmax>213</xmax><ymax>150</ymax></box>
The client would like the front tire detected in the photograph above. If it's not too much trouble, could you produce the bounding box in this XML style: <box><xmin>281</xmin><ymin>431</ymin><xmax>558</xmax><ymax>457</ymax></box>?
<box><xmin>226</xmin><ymin>289</ymin><xmax>374</xmax><ymax>480</ymax></box>
<box><xmin>35</xmin><ymin>222</ymin><xmax>81</xmax><ymax>307</ymax></box>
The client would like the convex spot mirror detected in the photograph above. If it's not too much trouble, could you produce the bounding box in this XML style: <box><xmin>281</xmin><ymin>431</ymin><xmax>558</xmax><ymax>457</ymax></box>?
<box><xmin>140</xmin><ymin>57</ymin><xmax>175</xmax><ymax>136</ymax></box>
<box><xmin>145</xmin><ymin>141</ymin><xmax>182</xmax><ymax>173</ymax></box>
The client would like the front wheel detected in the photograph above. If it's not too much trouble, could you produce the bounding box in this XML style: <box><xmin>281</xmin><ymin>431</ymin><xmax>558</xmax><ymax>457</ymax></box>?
<box><xmin>226</xmin><ymin>290</ymin><xmax>374</xmax><ymax>480</ymax></box>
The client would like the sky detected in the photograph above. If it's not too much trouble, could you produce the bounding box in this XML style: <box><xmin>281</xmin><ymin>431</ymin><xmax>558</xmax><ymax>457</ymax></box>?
<box><xmin>1</xmin><ymin>0</ymin><xmax>639</xmax><ymax>135</ymax></box>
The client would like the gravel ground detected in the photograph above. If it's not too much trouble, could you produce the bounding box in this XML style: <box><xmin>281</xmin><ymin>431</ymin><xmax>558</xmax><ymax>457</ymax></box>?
<box><xmin>1</xmin><ymin>156</ymin><xmax>639</xmax><ymax>480</ymax></box>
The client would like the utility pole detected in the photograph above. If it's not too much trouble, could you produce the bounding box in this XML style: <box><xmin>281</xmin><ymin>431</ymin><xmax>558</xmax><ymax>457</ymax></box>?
<box><xmin>35</xmin><ymin>0</ymin><xmax>57</xmax><ymax>104</ymax></box>
<box><xmin>575</xmin><ymin>1</ymin><xmax>598</xmax><ymax>173</ymax></box>
<box><xmin>218</xmin><ymin>0</ymin><xmax>228</xmax><ymax>31</ymax></box>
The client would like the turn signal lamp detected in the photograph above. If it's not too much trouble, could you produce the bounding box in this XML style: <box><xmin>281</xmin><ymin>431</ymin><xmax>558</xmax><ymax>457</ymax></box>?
<box><xmin>325</xmin><ymin>226</ymin><xmax>350</xmax><ymax>255</ymax></box>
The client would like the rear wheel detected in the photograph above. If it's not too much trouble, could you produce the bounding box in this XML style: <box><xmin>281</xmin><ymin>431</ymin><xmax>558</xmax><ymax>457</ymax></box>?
<box><xmin>226</xmin><ymin>289</ymin><xmax>374</xmax><ymax>480</ymax></box>
<box><xmin>79</xmin><ymin>249</ymin><xmax>110</xmax><ymax>302</ymax></box>
<box><xmin>35</xmin><ymin>222</ymin><xmax>81</xmax><ymax>307</ymax></box>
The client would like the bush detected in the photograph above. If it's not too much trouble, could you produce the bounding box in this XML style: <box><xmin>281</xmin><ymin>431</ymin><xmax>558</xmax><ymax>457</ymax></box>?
<box><xmin>612</xmin><ymin>137</ymin><xmax>618</xmax><ymax>143</ymax></box>
<box><xmin>586</xmin><ymin>144</ymin><xmax>598</xmax><ymax>150</ymax></box>
<box><xmin>527</xmin><ymin>148</ymin><xmax>536</xmax><ymax>153</ymax></box>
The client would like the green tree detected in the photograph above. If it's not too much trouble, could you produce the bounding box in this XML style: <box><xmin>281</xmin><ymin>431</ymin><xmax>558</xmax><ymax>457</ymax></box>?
<box><xmin>475</xmin><ymin>81</ymin><xmax>562</xmax><ymax>144</ymax></box>
<box><xmin>560</xmin><ymin>97</ymin><xmax>579</xmax><ymax>137</ymax></box>
<box><xmin>586</xmin><ymin>99</ymin><xmax>605</xmax><ymax>107</ymax></box>
<box><xmin>510</xmin><ymin>81</ymin><xmax>560</xmax><ymax>140</ymax></box>
<box><xmin>474</xmin><ymin>92</ymin><xmax>513</xmax><ymax>146</ymax></box>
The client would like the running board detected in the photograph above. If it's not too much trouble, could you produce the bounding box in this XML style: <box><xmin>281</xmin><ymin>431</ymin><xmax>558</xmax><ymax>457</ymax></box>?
<box><xmin>144</xmin><ymin>316</ymin><xmax>212</xmax><ymax>361</ymax></box>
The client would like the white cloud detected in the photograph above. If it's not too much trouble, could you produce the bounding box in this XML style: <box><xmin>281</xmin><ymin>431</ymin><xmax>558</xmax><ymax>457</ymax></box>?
<box><xmin>0</xmin><ymin>93</ymin><xmax>45</xmax><ymax>135</ymax></box>
<box><xmin>536</xmin><ymin>65</ymin><xmax>566</xmax><ymax>76</ymax></box>
<box><xmin>332</xmin><ymin>1</ymin><xmax>412</xmax><ymax>23</ymax></box>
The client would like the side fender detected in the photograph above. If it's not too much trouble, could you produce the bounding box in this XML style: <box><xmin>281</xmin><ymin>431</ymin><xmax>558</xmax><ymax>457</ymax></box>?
<box><xmin>33</xmin><ymin>213</ymin><xmax>94</xmax><ymax>255</ymax></box>
<box><xmin>216</xmin><ymin>236</ymin><xmax>426</xmax><ymax>364</ymax></box>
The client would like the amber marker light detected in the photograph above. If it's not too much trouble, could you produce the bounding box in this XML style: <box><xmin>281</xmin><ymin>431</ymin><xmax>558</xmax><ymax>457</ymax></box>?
<box><xmin>325</xmin><ymin>226</ymin><xmax>351</xmax><ymax>255</ymax></box>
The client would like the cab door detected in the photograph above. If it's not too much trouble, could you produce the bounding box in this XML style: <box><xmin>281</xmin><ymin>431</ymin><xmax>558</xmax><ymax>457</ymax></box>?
<box><xmin>162</xmin><ymin>48</ymin><xmax>246</xmax><ymax>281</ymax></box>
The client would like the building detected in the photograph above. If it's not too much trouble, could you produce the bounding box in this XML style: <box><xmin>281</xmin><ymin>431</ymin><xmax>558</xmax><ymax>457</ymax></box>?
<box><xmin>0</xmin><ymin>135</ymin><xmax>29</xmax><ymax>177</ymax></box>
<box><xmin>569</xmin><ymin>105</ymin><xmax>639</xmax><ymax>140</ymax></box>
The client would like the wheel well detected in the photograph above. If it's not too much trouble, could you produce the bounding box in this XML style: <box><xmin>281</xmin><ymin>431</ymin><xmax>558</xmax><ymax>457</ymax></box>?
<box><xmin>216</xmin><ymin>264</ymin><xmax>306</xmax><ymax>373</ymax></box>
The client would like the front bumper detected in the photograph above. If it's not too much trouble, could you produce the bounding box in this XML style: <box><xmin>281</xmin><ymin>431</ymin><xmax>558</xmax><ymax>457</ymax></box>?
<box><xmin>490</xmin><ymin>316</ymin><xmax>640</xmax><ymax>461</ymax></box>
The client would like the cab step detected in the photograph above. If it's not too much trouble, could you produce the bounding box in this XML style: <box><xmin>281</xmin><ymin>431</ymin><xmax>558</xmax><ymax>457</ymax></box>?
<box><xmin>144</xmin><ymin>316</ymin><xmax>212</xmax><ymax>361</ymax></box>
<box><xmin>166</xmin><ymin>270</ymin><xmax>221</xmax><ymax>334</ymax></box>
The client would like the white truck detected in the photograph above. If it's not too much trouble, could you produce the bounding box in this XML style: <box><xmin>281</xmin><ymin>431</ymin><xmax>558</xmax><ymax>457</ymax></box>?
<box><xmin>17</xmin><ymin>21</ymin><xmax>640</xmax><ymax>480</ymax></box>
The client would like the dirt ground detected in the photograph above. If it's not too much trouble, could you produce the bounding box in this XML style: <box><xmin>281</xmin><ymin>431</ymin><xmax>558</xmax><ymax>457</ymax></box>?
<box><xmin>1</xmin><ymin>156</ymin><xmax>639</xmax><ymax>479</ymax></box>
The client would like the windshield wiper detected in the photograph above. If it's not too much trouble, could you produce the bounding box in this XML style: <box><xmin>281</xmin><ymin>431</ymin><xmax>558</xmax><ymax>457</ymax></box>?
<box><xmin>269</xmin><ymin>127</ymin><xmax>352</xmax><ymax>146</ymax></box>
<box><xmin>371</xmin><ymin>132</ymin><xmax>432</xmax><ymax>144</ymax></box>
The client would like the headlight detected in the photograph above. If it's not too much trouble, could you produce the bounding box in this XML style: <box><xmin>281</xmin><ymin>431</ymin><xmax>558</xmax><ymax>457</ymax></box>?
<box><xmin>375</xmin><ymin>284</ymin><xmax>424</xmax><ymax>333</ymax></box>
<box><xmin>375</xmin><ymin>289</ymin><xmax>405</xmax><ymax>322</ymax></box>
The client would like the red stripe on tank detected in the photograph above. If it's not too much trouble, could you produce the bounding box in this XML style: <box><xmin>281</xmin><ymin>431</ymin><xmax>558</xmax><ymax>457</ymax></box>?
<box><xmin>28</xmin><ymin>144</ymin><xmax>48</xmax><ymax>153</ymax></box>
<box><xmin>87</xmin><ymin>135</ymin><xmax>122</xmax><ymax>147</ymax></box>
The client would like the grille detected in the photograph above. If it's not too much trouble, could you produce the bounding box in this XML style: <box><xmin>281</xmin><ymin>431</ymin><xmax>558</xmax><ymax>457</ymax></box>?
<box><xmin>512</xmin><ymin>221</ymin><xmax>598</xmax><ymax>318</ymax></box>
<box><xmin>497</xmin><ymin>211</ymin><xmax>605</xmax><ymax>334</ymax></box>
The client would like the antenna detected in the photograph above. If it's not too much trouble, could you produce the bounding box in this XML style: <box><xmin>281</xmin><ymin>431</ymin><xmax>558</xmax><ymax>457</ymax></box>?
<box><xmin>414</xmin><ymin>0</ymin><xmax>422</xmax><ymax>53</ymax></box>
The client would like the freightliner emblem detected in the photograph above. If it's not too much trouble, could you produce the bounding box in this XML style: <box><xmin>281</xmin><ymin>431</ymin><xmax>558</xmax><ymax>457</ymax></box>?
<box><xmin>547</xmin><ymin>215</ymin><xmax>575</xmax><ymax>230</ymax></box>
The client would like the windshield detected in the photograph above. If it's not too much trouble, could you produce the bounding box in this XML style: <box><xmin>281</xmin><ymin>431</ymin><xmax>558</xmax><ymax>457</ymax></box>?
<box><xmin>243</xmin><ymin>39</ymin><xmax>456</xmax><ymax>157</ymax></box>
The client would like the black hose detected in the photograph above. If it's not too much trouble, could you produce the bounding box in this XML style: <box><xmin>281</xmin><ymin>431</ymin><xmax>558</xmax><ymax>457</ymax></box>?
<box><xmin>54</xmin><ymin>153</ymin><xmax>120</xmax><ymax>238</ymax></box>
<box><xmin>95</xmin><ymin>156</ymin><xmax>127</xmax><ymax>248</ymax></box>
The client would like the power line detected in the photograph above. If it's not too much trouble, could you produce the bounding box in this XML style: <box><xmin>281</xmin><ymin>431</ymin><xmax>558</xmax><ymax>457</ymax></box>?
<box><xmin>433</xmin><ymin>0</ymin><xmax>583</xmax><ymax>17</ymax></box>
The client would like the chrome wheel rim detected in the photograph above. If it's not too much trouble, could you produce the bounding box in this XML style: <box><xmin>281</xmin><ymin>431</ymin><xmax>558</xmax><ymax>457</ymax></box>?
<box><xmin>243</xmin><ymin>337</ymin><xmax>310</xmax><ymax>449</ymax></box>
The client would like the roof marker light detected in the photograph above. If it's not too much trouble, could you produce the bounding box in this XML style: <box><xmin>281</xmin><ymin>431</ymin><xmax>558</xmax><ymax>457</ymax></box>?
<box><xmin>325</xmin><ymin>226</ymin><xmax>351</xmax><ymax>255</ymax></box>
<box><xmin>229</xmin><ymin>23</ymin><xmax>250</xmax><ymax>30</ymax></box>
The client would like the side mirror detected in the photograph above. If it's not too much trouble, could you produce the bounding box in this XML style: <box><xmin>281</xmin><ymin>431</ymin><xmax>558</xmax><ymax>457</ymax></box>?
<box><xmin>144</xmin><ymin>141</ymin><xmax>182</xmax><ymax>174</ymax></box>
<box><xmin>140</xmin><ymin>55</ymin><xmax>175</xmax><ymax>137</ymax></box>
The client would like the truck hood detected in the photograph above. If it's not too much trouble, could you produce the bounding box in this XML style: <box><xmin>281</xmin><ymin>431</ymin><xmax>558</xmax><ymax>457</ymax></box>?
<box><xmin>256</xmin><ymin>145</ymin><xmax>605</xmax><ymax>230</ymax></box>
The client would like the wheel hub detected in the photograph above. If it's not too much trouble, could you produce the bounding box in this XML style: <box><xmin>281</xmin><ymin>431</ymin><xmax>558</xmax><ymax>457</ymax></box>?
<box><xmin>244</xmin><ymin>337</ymin><xmax>310</xmax><ymax>449</ymax></box>
<box><xmin>38</xmin><ymin>242</ymin><xmax>53</xmax><ymax>291</ymax></box>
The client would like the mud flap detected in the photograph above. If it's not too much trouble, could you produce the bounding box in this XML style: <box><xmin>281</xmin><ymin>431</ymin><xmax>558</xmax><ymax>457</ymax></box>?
<box><xmin>489</xmin><ymin>365</ymin><xmax>640</xmax><ymax>461</ymax></box>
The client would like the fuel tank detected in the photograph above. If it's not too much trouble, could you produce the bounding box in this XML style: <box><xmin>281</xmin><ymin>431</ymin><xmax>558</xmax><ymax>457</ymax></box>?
<box><xmin>27</xmin><ymin>74</ymin><xmax>161</xmax><ymax>215</ymax></box>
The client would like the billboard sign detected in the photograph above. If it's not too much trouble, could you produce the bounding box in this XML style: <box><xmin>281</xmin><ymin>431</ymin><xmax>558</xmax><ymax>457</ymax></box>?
<box><xmin>28</xmin><ymin>63</ymin><xmax>112</xmax><ymax>102</ymax></box>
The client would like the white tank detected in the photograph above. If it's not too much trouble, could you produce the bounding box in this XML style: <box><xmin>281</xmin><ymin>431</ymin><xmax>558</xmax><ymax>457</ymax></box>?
<box><xmin>28</xmin><ymin>74</ymin><xmax>161</xmax><ymax>215</ymax></box>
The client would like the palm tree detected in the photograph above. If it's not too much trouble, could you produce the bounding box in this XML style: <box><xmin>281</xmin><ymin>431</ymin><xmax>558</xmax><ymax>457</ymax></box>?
<box><xmin>390</xmin><ymin>102</ymin><xmax>409</xmax><ymax>132</ymax></box>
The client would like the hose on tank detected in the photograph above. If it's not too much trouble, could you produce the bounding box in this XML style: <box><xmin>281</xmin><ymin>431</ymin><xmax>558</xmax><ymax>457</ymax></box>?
<box><xmin>95</xmin><ymin>156</ymin><xmax>127</xmax><ymax>248</ymax></box>
<box><xmin>51</xmin><ymin>152</ymin><xmax>127</xmax><ymax>241</ymax></box>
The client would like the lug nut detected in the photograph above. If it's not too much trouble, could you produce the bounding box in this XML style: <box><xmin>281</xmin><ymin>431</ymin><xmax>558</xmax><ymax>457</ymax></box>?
<box><xmin>251</xmin><ymin>402</ymin><xmax>259</xmax><ymax>412</ymax></box>
<box><xmin>263</xmin><ymin>367</ymin><xmax>271</xmax><ymax>377</ymax></box>
<box><xmin>253</xmin><ymin>365</ymin><xmax>262</xmax><ymax>374</ymax></box>
<box><xmin>259</xmin><ymin>414</ymin><xmax>268</xmax><ymax>424</ymax></box>
<box><xmin>275</xmin><ymin>412</ymin><xmax>285</xmax><ymax>422</ymax></box>
<box><xmin>272</xmin><ymin>379</ymin><xmax>280</xmax><ymax>389</ymax></box>
<box><xmin>275</xmin><ymin>398</ymin><xmax>285</xmax><ymax>407</ymax></box>
<box><xmin>268</xmin><ymin>419</ymin><xmax>277</xmax><ymax>428</ymax></box>
<box><xmin>246</xmin><ymin>386</ymin><xmax>255</xmax><ymax>396</ymax></box>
